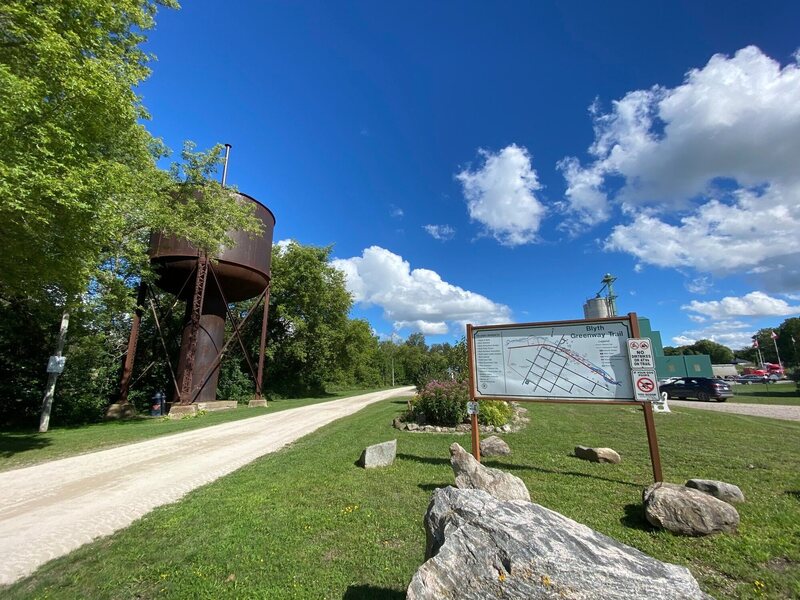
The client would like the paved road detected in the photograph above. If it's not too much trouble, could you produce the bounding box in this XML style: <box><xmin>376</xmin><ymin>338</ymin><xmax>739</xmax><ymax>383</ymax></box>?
<box><xmin>667</xmin><ymin>400</ymin><xmax>800</xmax><ymax>421</ymax></box>
<box><xmin>0</xmin><ymin>387</ymin><xmax>414</xmax><ymax>586</ymax></box>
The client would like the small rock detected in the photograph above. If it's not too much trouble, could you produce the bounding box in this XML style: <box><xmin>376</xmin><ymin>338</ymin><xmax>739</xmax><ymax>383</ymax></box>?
<box><xmin>358</xmin><ymin>439</ymin><xmax>397</xmax><ymax>468</ymax></box>
<box><xmin>575</xmin><ymin>445</ymin><xmax>621</xmax><ymax>464</ymax></box>
<box><xmin>484</xmin><ymin>425</ymin><xmax>495</xmax><ymax>433</ymax></box>
<box><xmin>501</xmin><ymin>424</ymin><xmax>511</xmax><ymax>432</ymax></box>
<box><xmin>456</xmin><ymin>423</ymin><xmax>471</xmax><ymax>432</ymax></box>
<box><xmin>643</xmin><ymin>482</ymin><xmax>739</xmax><ymax>536</ymax></box>
<box><xmin>480</xmin><ymin>435</ymin><xmax>510</xmax><ymax>457</ymax></box>
<box><xmin>685</xmin><ymin>479</ymin><xmax>745</xmax><ymax>504</ymax></box>
<box><xmin>407</xmin><ymin>422</ymin><xmax>419</xmax><ymax>431</ymax></box>
<box><xmin>434</xmin><ymin>426</ymin><xmax>442</xmax><ymax>432</ymax></box>
<box><xmin>449</xmin><ymin>443</ymin><xmax>530</xmax><ymax>502</ymax></box>
<box><xmin>392</xmin><ymin>417</ymin><xmax>407</xmax><ymax>430</ymax></box>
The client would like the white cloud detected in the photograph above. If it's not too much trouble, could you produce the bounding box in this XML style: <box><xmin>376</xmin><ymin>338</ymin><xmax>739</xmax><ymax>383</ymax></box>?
<box><xmin>331</xmin><ymin>246</ymin><xmax>511</xmax><ymax>334</ymax></box>
<box><xmin>561</xmin><ymin>46</ymin><xmax>800</xmax><ymax>291</ymax></box>
<box><xmin>687</xmin><ymin>314</ymin><xmax>706</xmax><ymax>323</ymax></box>
<box><xmin>422</xmin><ymin>224</ymin><xmax>455</xmax><ymax>241</ymax></box>
<box><xmin>683</xmin><ymin>291</ymin><xmax>800</xmax><ymax>319</ymax></box>
<box><xmin>275</xmin><ymin>238</ymin><xmax>294</xmax><ymax>253</ymax></box>
<box><xmin>456</xmin><ymin>144</ymin><xmax>546</xmax><ymax>246</ymax></box>
<box><xmin>685</xmin><ymin>277</ymin><xmax>712</xmax><ymax>295</ymax></box>
<box><xmin>390</xmin><ymin>205</ymin><xmax>404</xmax><ymax>218</ymax></box>
<box><xmin>672</xmin><ymin>321</ymin><xmax>754</xmax><ymax>350</ymax></box>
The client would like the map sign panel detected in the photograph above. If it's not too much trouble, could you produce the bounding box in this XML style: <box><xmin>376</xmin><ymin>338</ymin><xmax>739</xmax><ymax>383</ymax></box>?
<box><xmin>472</xmin><ymin>319</ymin><xmax>635</xmax><ymax>401</ymax></box>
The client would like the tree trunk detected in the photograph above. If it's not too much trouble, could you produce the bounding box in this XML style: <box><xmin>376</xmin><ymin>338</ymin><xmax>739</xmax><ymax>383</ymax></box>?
<box><xmin>39</xmin><ymin>311</ymin><xmax>70</xmax><ymax>433</ymax></box>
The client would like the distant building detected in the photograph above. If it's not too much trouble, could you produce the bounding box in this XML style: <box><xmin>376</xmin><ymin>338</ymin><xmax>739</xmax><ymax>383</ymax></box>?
<box><xmin>638</xmin><ymin>317</ymin><xmax>713</xmax><ymax>379</ymax></box>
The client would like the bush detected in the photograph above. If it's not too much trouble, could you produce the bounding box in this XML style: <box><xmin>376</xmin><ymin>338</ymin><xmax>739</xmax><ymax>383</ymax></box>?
<box><xmin>478</xmin><ymin>400</ymin><xmax>513</xmax><ymax>427</ymax></box>
<box><xmin>412</xmin><ymin>379</ymin><xmax>468</xmax><ymax>426</ymax></box>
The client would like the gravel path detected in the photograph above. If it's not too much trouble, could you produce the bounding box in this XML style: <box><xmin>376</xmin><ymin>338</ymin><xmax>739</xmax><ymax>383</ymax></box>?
<box><xmin>0</xmin><ymin>387</ymin><xmax>414</xmax><ymax>586</ymax></box>
<box><xmin>666</xmin><ymin>400</ymin><xmax>800</xmax><ymax>421</ymax></box>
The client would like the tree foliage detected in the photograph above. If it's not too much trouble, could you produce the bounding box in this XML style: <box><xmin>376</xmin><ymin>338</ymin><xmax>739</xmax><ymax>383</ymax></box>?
<box><xmin>0</xmin><ymin>1</ymin><xmax>259</xmax><ymax>303</ymax></box>
<box><xmin>663</xmin><ymin>339</ymin><xmax>733</xmax><ymax>363</ymax></box>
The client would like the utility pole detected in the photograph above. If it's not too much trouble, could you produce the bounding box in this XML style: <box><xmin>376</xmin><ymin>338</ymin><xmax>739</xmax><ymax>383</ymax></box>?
<box><xmin>39</xmin><ymin>311</ymin><xmax>70</xmax><ymax>433</ymax></box>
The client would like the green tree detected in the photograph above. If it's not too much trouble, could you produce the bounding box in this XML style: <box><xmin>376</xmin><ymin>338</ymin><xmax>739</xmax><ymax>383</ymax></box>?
<box><xmin>0</xmin><ymin>1</ymin><xmax>259</xmax><ymax>302</ymax></box>
<box><xmin>690</xmin><ymin>339</ymin><xmax>734</xmax><ymax>364</ymax></box>
<box><xmin>0</xmin><ymin>1</ymin><xmax>261</xmax><ymax>429</ymax></box>
<box><xmin>264</xmin><ymin>242</ymin><xmax>353</xmax><ymax>394</ymax></box>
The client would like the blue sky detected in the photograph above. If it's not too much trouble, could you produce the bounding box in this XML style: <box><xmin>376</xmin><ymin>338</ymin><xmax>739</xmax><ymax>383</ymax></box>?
<box><xmin>140</xmin><ymin>1</ymin><xmax>800</xmax><ymax>350</ymax></box>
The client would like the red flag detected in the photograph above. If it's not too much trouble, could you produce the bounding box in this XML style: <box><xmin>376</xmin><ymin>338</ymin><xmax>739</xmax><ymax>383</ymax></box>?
<box><xmin>770</xmin><ymin>330</ymin><xmax>778</xmax><ymax>339</ymax></box>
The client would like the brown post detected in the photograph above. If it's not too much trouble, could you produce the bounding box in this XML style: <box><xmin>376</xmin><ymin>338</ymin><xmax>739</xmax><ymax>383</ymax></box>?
<box><xmin>470</xmin><ymin>412</ymin><xmax>481</xmax><ymax>463</ymax></box>
<box><xmin>642</xmin><ymin>401</ymin><xmax>663</xmax><ymax>482</ymax></box>
<box><xmin>629</xmin><ymin>312</ymin><xmax>663</xmax><ymax>483</ymax></box>
<box><xmin>119</xmin><ymin>282</ymin><xmax>147</xmax><ymax>405</ymax></box>
<box><xmin>466</xmin><ymin>324</ymin><xmax>482</xmax><ymax>462</ymax></box>
<box><xmin>255</xmin><ymin>282</ymin><xmax>271</xmax><ymax>399</ymax></box>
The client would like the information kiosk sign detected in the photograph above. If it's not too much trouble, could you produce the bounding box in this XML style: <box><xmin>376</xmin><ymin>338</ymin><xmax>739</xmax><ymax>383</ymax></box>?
<box><xmin>471</xmin><ymin>317</ymin><xmax>634</xmax><ymax>401</ymax></box>
<box><xmin>467</xmin><ymin>313</ymin><xmax>663</xmax><ymax>483</ymax></box>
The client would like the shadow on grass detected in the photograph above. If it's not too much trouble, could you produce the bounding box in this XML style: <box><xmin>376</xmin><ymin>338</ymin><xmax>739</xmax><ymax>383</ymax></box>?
<box><xmin>620</xmin><ymin>502</ymin><xmax>655</xmax><ymax>532</ymax></box>
<box><xmin>343</xmin><ymin>584</ymin><xmax>405</xmax><ymax>599</ymax></box>
<box><xmin>0</xmin><ymin>432</ymin><xmax>52</xmax><ymax>458</ymax></box>
<box><xmin>786</xmin><ymin>490</ymin><xmax>800</xmax><ymax>502</ymax></box>
<box><xmin>397</xmin><ymin>453</ymin><xmax>450</xmax><ymax>466</ymax></box>
<box><xmin>418</xmin><ymin>482</ymin><xmax>451</xmax><ymax>493</ymax></box>
<box><xmin>482</xmin><ymin>460</ymin><xmax>642</xmax><ymax>489</ymax></box>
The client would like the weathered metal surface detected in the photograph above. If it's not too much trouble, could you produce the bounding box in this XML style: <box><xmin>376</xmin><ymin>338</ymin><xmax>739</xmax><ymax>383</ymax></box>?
<box><xmin>149</xmin><ymin>192</ymin><xmax>275</xmax><ymax>303</ymax></box>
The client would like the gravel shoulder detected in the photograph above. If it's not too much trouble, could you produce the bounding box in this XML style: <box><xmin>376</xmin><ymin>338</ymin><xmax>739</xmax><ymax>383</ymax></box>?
<box><xmin>666</xmin><ymin>400</ymin><xmax>800</xmax><ymax>421</ymax></box>
<box><xmin>0</xmin><ymin>387</ymin><xmax>414</xmax><ymax>586</ymax></box>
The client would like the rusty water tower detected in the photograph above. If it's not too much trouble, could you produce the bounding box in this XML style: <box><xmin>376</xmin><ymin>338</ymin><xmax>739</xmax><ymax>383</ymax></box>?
<box><xmin>116</xmin><ymin>146</ymin><xmax>276</xmax><ymax>411</ymax></box>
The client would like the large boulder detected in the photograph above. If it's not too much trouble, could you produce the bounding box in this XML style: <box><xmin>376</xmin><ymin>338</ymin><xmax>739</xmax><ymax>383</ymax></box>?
<box><xmin>685</xmin><ymin>479</ymin><xmax>745</xmax><ymax>504</ymax></box>
<box><xmin>357</xmin><ymin>439</ymin><xmax>397</xmax><ymax>468</ymax></box>
<box><xmin>575</xmin><ymin>445</ymin><xmax>621</xmax><ymax>464</ymax></box>
<box><xmin>450</xmin><ymin>443</ymin><xmax>530</xmax><ymax>502</ymax></box>
<box><xmin>480</xmin><ymin>435</ymin><xmax>511</xmax><ymax>456</ymax></box>
<box><xmin>408</xmin><ymin>487</ymin><xmax>710</xmax><ymax>599</ymax></box>
<box><xmin>643</xmin><ymin>482</ymin><xmax>739</xmax><ymax>536</ymax></box>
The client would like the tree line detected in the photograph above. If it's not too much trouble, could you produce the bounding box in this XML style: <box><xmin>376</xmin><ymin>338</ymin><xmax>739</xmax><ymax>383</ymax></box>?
<box><xmin>663</xmin><ymin>317</ymin><xmax>800</xmax><ymax>367</ymax></box>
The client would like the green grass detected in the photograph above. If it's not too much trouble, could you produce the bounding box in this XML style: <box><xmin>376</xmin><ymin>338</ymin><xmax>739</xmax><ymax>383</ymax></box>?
<box><xmin>3</xmin><ymin>400</ymin><xmax>799</xmax><ymax>599</ymax></box>
<box><xmin>0</xmin><ymin>387</ymin><xmax>389</xmax><ymax>473</ymax></box>
<box><xmin>728</xmin><ymin>383</ymin><xmax>800</xmax><ymax>406</ymax></box>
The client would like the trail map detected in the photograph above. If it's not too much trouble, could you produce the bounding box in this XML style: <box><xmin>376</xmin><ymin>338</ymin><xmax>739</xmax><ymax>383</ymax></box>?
<box><xmin>472</xmin><ymin>320</ymin><xmax>634</xmax><ymax>401</ymax></box>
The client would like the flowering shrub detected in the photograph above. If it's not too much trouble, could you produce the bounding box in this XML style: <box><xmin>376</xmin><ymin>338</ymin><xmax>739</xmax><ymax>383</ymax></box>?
<box><xmin>413</xmin><ymin>379</ymin><xmax>469</xmax><ymax>426</ymax></box>
<box><xmin>478</xmin><ymin>400</ymin><xmax>513</xmax><ymax>427</ymax></box>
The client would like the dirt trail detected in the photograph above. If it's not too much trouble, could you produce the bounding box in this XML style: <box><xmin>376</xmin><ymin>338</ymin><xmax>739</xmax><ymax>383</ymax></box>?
<box><xmin>0</xmin><ymin>387</ymin><xmax>414</xmax><ymax>586</ymax></box>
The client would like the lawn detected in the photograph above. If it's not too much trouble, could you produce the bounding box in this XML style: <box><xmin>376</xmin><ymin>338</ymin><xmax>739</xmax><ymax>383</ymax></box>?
<box><xmin>728</xmin><ymin>383</ymin><xmax>800</xmax><ymax>406</ymax></box>
<box><xmin>3</xmin><ymin>399</ymin><xmax>799</xmax><ymax>599</ymax></box>
<box><xmin>0</xmin><ymin>387</ymin><xmax>388</xmax><ymax>473</ymax></box>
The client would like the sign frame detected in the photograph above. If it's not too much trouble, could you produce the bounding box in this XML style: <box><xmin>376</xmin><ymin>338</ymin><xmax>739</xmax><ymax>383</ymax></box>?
<box><xmin>467</xmin><ymin>312</ymin><xmax>663</xmax><ymax>482</ymax></box>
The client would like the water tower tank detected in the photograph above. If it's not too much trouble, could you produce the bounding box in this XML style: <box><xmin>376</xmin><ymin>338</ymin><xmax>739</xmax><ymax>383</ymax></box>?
<box><xmin>583</xmin><ymin>297</ymin><xmax>610</xmax><ymax>319</ymax></box>
<box><xmin>149</xmin><ymin>192</ymin><xmax>275</xmax><ymax>404</ymax></box>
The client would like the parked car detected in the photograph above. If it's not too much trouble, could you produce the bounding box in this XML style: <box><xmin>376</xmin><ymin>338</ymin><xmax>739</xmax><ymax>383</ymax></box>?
<box><xmin>735</xmin><ymin>374</ymin><xmax>768</xmax><ymax>384</ymax></box>
<box><xmin>659</xmin><ymin>377</ymin><xmax>734</xmax><ymax>402</ymax></box>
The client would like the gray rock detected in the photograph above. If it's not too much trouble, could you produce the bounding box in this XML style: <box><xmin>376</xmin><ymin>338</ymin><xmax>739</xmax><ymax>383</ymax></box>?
<box><xmin>575</xmin><ymin>445</ymin><xmax>621</xmax><ymax>464</ymax></box>
<box><xmin>480</xmin><ymin>435</ymin><xmax>511</xmax><ymax>457</ymax></box>
<box><xmin>449</xmin><ymin>443</ymin><xmax>530</xmax><ymax>502</ymax></box>
<box><xmin>685</xmin><ymin>479</ymin><xmax>745</xmax><ymax>504</ymax></box>
<box><xmin>392</xmin><ymin>417</ymin><xmax>407</xmax><ymax>431</ymax></box>
<box><xmin>643</xmin><ymin>482</ymin><xmax>739</xmax><ymax>536</ymax></box>
<box><xmin>357</xmin><ymin>439</ymin><xmax>397</xmax><ymax>469</ymax></box>
<box><xmin>407</xmin><ymin>422</ymin><xmax>419</xmax><ymax>431</ymax></box>
<box><xmin>407</xmin><ymin>487</ymin><xmax>711</xmax><ymax>599</ymax></box>
<box><xmin>501</xmin><ymin>424</ymin><xmax>511</xmax><ymax>432</ymax></box>
<box><xmin>456</xmin><ymin>423</ymin><xmax>471</xmax><ymax>432</ymax></box>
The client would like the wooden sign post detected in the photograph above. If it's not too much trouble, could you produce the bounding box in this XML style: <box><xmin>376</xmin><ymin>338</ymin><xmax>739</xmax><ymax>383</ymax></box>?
<box><xmin>467</xmin><ymin>313</ymin><xmax>663</xmax><ymax>483</ymax></box>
